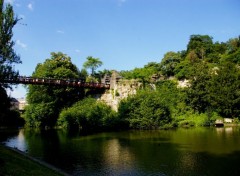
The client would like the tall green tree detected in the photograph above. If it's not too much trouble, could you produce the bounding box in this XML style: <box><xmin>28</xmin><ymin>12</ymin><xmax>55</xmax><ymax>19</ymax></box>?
<box><xmin>187</xmin><ymin>62</ymin><xmax>212</xmax><ymax>113</ymax></box>
<box><xmin>24</xmin><ymin>52</ymin><xmax>82</xmax><ymax>127</ymax></box>
<box><xmin>0</xmin><ymin>0</ymin><xmax>22</xmax><ymax>126</ymax></box>
<box><xmin>83</xmin><ymin>56</ymin><xmax>103</xmax><ymax>75</ymax></box>
<box><xmin>160</xmin><ymin>51</ymin><xmax>182</xmax><ymax>77</ymax></box>
<box><xmin>209</xmin><ymin>62</ymin><xmax>240</xmax><ymax>118</ymax></box>
<box><xmin>0</xmin><ymin>0</ymin><xmax>21</xmax><ymax>86</ymax></box>
<box><xmin>187</xmin><ymin>35</ymin><xmax>213</xmax><ymax>60</ymax></box>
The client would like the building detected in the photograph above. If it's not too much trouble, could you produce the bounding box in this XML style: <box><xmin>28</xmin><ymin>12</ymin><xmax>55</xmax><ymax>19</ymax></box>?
<box><xmin>10</xmin><ymin>98</ymin><xmax>19</xmax><ymax>110</ymax></box>
<box><xmin>17</xmin><ymin>98</ymin><xmax>28</xmax><ymax>111</ymax></box>
<box><xmin>10</xmin><ymin>98</ymin><xmax>28</xmax><ymax>111</ymax></box>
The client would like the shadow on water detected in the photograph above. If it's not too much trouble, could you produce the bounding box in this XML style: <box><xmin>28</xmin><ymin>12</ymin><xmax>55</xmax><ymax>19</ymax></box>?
<box><xmin>2</xmin><ymin>127</ymin><xmax>240</xmax><ymax>175</ymax></box>
<box><xmin>0</xmin><ymin>128</ymin><xmax>20</xmax><ymax>143</ymax></box>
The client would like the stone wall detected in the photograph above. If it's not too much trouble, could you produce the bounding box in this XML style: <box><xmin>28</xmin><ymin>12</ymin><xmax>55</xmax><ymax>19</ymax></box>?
<box><xmin>98</xmin><ymin>79</ymin><xmax>141</xmax><ymax>111</ymax></box>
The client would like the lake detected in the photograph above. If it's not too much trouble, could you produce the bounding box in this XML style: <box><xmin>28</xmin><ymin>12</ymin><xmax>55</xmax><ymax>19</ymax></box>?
<box><xmin>1</xmin><ymin>127</ymin><xmax>240</xmax><ymax>175</ymax></box>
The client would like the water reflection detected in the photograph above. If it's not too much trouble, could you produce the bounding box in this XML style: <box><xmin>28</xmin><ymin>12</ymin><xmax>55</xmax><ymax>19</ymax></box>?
<box><xmin>2</xmin><ymin>127</ymin><xmax>240</xmax><ymax>175</ymax></box>
<box><xmin>4</xmin><ymin>129</ymin><xmax>27</xmax><ymax>151</ymax></box>
<box><xmin>103</xmin><ymin>139</ymin><xmax>135</xmax><ymax>169</ymax></box>
<box><xmin>216</xmin><ymin>126</ymin><xmax>234</xmax><ymax>135</ymax></box>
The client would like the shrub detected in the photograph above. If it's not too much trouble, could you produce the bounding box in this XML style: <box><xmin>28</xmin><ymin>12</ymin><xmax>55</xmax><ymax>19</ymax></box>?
<box><xmin>118</xmin><ymin>91</ymin><xmax>171</xmax><ymax>129</ymax></box>
<box><xmin>58</xmin><ymin>98</ymin><xmax>119</xmax><ymax>131</ymax></box>
<box><xmin>176</xmin><ymin>112</ymin><xmax>212</xmax><ymax>127</ymax></box>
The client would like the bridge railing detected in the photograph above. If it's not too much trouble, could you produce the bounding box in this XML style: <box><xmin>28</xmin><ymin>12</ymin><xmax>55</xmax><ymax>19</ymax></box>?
<box><xmin>0</xmin><ymin>76</ymin><xmax>110</xmax><ymax>89</ymax></box>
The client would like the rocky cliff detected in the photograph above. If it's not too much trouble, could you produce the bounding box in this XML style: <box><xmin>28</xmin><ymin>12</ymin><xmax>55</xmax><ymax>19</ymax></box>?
<box><xmin>98</xmin><ymin>79</ymin><xmax>141</xmax><ymax>111</ymax></box>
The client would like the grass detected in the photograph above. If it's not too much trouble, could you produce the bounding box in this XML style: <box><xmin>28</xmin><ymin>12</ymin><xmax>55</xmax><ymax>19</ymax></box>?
<box><xmin>0</xmin><ymin>145</ymin><xmax>64</xmax><ymax>176</ymax></box>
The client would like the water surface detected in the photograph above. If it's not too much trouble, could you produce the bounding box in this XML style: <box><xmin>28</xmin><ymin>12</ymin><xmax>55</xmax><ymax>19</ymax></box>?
<box><xmin>1</xmin><ymin>127</ymin><xmax>240</xmax><ymax>175</ymax></box>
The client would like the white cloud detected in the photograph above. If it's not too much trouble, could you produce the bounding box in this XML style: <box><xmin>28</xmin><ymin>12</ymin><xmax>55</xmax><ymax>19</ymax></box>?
<box><xmin>16</xmin><ymin>40</ymin><xmax>27</xmax><ymax>49</ymax></box>
<box><xmin>27</xmin><ymin>3</ymin><xmax>33</xmax><ymax>11</ymax></box>
<box><xmin>57</xmin><ymin>30</ymin><xmax>65</xmax><ymax>34</ymax></box>
<box><xmin>75</xmin><ymin>49</ymin><xmax>81</xmax><ymax>53</ymax></box>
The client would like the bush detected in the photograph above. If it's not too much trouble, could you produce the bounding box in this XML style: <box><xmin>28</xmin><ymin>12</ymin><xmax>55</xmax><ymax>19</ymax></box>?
<box><xmin>176</xmin><ymin>112</ymin><xmax>212</xmax><ymax>127</ymax></box>
<box><xmin>24</xmin><ymin>103</ymin><xmax>56</xmax><ymax>128</ymax></box>
<box><xmin>118</xmin><ymin>91</ymin><xmax>171</xmax><ymax>129</ymax></box>
<box><xmin>58</xmin><ymin>98</ymin><xmax>119</xmax><ymax>131</ymax></box>
<box><xmin>178</xmin><ymin>120</ymin><xmax>195</xmax><ymax>128</ymax></box>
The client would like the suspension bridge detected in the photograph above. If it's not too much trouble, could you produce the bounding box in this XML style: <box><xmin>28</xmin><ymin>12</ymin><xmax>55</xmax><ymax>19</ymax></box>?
<box><xmin>0</xmin><ymin>76</ymin><xmax>110</xmax><ymax>89</ymax></box>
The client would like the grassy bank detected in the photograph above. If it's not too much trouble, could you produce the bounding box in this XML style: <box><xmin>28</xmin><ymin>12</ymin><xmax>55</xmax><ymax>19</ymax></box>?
<box><xmin>0</xmin><ymin>145</ymin><xmax>65</xmax><ymax>176</ymax></box>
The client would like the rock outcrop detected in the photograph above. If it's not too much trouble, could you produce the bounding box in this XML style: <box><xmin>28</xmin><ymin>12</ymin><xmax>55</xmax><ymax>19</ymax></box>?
<box><xmin>98</xmin><ymin>71</ymin><xmax>141</xmax><ymax>111</ymax></box>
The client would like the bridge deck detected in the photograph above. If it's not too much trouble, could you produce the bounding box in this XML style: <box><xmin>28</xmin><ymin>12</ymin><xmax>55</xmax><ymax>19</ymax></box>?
<box><xmin>0</xmin><ymin>76</ymin><xmax>110</xmax><ymax>89</ymax></box>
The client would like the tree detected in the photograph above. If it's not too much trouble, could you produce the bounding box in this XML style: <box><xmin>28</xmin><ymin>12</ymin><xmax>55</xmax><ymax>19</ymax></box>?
<box><xmin>0</xmin><ymin>0</ymin><xmax>21</xmax><ymax>86</ymax></box>
<box><xmin>24</xmin><ymin>52</ymin><xmax>82</xmax><ymax>127</ymax></box>
<box><xmin>83</xmin><ymin>56</ymin><xmax>103</xmax><ymax>75</ymax></box>
<box><xmin>160</xmin><ymin>51</ymin><xmax>181</xmax><ymax>76</ymax></box>
<box><xmin>209</xmin><ymin>62</ymin><xmax>240</xmax><ymax>118</ymax></box>
<box><xmin>187</xmin><ymin>35</ymin><xmax>213</xmax><ymax>60</ymax></box>
<box><xmin>0</xmin><ymin>0</ymin><xmax>22</xmax><ymax>126</ymax></box>
<box><xmin>120</xmin><ymin>62</ymin><xmax>159</xmax><ymax>88</ymax></box>
<box><xmin>58</xmin><ymin>98</ymin><xmax>119</xmax><ymax>131</ymax></box>
<box><xmin>118</xmin><ymin>91</ymin><xmax>171</xmax><ymax>129</ymax></box>
<box><xmin>187</xmin><ymin>62</ymin><xmax>212</xmax><ymax>113</ymax></box>
<box><xmin>226</xmin><ymin>37</ymin><xmax>240</xmax><ymax>54</ymax></box>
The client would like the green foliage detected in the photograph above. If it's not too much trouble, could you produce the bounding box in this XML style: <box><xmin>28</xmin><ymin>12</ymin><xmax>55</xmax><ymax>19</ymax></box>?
<box><xmin>118</xmin><ymin>91</ymin><xmax>171</xmax><ymax>129</ymax></box>
<box><xmin>174</xmin><ymin>59</ymin><xmax>193</xmax><ymax>79</ymax></box>
<box><xmin>208</xmin><ymin>62</ymin><xmax>240</xmax><ymax>117</ymax></box>
<box><xmin>115</xmin><ymin>90</ymin><xmax>120</xmax><ymax>96</ymax></box>
<box><xmin>0</xmin><ymin>0</ymin><xmax>21</xmax><ymax>87</ymax></box>
<box><xmin>17</xmin><ymin>34</ymin><xmax>240</xmax><ymax>130</ymax></box>
<box><xmin>155</xmin><ymin>80</ymin><xmax>189</xmax><ymax>118</ymax></box>
<box><xmin>225</xmin><ymin>36</ymin><xmax>240</xmax><ymax>54</ymax></box>
<box><xmin>24</xmin><ymin>52</ymin><xmax>82</xmax><ymax>127</ymax></box>
<box><xmin>186</xmin><ymin>35</ymin><xmax>213</xmax><ymax>59</ymax></box>
<box><xmin>0</xmin><ymin>88</ymin><xmax>23</xmax><ymax>127</ymax></box>
<box><xmin>0</xmin><ymin>0</ymin><xmax>23</xmax><ymax>127</ymax></box>
<box><xmin>86</xmin><ymin>75</ymin><xmax>98</xmax><ymax>83</ymax></box>
<box><xmin>0</xmin><ymin>87</ymin><xmax>24</xmax><ymax>127</ymax></box>
<box><xmin>187</xmin><ymin>62</ymin><xmax>212</xmax><ymax>113</ymax></box>
<box><xmin>83</xmin><ymin>56</ymin><xmax>103</xmax><ymax>75</ymax></box>
<box><xmin>118</xmin><ymin>34</ymin><xmax>240</xmax><ymax>129</ymax></box>
<box><xmin>160</xmin><ymin>51</ymin><xmax>182</xmax><ymax>76</ymax></box>
<box><xmin>120</xmin><ymin>62</ymin><xmax>160</xmax><ymax>88</ymax></box>
<box><xmin>223</xmin><ymin>48</ymin><xmax>240</xmax><ymax>64</ymax></box>
<box><xmin>58</xmin><ymin>98</ymin><xmax>119</xmax><ymax>131</ymax></box>
<box><xmin>24</xmin><ymin>103</ymin><xmax>56</xmax><ymax>127</ymax></box>
<box><xmin>176</xmin><ymin>113</ymin><xmax>210</xmax><ymax>127</ymax></box>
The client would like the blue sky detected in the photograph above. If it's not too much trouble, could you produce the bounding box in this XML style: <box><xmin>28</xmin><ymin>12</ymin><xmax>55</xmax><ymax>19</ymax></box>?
<box><xmin>5</xmin><ymin>0</ymin><xmax>240</xmax><ymax>98</ymax></box>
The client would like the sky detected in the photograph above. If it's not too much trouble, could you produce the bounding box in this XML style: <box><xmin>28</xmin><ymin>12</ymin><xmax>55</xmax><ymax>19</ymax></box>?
<box><xmin>4</xmin><ymin>0</ymin><xmax>240</xmax><ymax>98</ymax></box>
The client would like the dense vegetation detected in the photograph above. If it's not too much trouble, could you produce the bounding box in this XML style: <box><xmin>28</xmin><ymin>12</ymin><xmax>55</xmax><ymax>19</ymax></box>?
<box><xmin>118</xmin><ymin>35</ymin><xmax>240</xmax><ymax>129</ymax></box>
<box><xmin>1</xmin><ymin>0</ymin><xmax>239</xmax><ymax>130</ymax></box>
<box><xmin>118</xmin><ymin>90</ymin><xmax>171</xmax><ymax>129</ymax></box>
<box><xmin>58</xmin><ymin>98</ymin><xmax>120</xmax><ymax>131</ymax></box>
<box><xmin>24</xmin><ymin>52</ymin><xmax>85</xmax><ymax>127</ymax></box>
<box><xmin>0</xmin><ymin>0</ymin><xmax>22</xmax><ymax>127</ymax></box>
<box><xmin>21</xmin><ymin>34</ymin><xmax>240</xmax><ymax>130</ymax></box>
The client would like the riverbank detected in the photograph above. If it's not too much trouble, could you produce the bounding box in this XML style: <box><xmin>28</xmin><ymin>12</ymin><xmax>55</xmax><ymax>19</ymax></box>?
<box><xmin>0</xmin><ymin>144</ymin><xmax>69</xmax><ymax>176</ymax></box>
